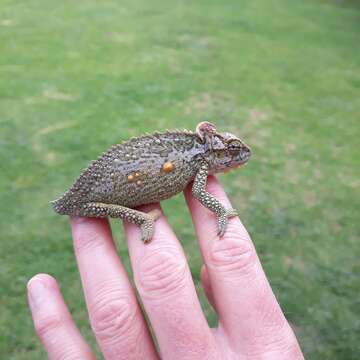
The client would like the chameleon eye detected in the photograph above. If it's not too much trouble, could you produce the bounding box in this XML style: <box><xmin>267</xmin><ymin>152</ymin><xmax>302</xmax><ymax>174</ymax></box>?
<box><xmin>227</xmin><ymin>140</ymin><xmax>242</xmax><ymax>153</ymax></box>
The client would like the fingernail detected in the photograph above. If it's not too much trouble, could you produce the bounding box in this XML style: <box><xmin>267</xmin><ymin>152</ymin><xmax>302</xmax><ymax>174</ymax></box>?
<box><xmin>27</xmin><ymin>277</ymin><xmax>48</xmax><ymax>310</ymax></box>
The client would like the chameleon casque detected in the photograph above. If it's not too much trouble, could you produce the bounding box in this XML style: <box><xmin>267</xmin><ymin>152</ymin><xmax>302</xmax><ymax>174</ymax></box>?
<box><xmin>52</xmin><ymin>122</ymin><xmax>251</xmax><ymax>243</ymax></box>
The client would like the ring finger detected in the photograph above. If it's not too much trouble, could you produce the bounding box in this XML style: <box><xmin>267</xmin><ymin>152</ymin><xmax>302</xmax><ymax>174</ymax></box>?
<box><xmin>70</xmin><ymin>217</ymin><xmax>158</xmax><ymax>360</ymax></box>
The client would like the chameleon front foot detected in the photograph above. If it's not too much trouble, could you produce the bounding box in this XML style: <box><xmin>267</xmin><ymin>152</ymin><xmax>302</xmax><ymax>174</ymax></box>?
<box><xmin>192</xmin><ymin>161</ymin><xmax>240</xmax><ymax>238</ymax></box>
<box><xmin>217</xmin><ymin>208</ymin><xmax>238</xmax><ymax>237</ymax></box>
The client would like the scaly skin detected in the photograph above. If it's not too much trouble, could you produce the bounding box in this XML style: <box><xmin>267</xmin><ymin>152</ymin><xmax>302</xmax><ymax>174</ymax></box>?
<box><xmin>52</xmin><ymin>122</ymin><xmax>251</xmax><ymax>242</ymax></box>
<box><xmin>192</xmin><ymin>161</ymin><xmax>239</xmax><ymax>237</ymax></box>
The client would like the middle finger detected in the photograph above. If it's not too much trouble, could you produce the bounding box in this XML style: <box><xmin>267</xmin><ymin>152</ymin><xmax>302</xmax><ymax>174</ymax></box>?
<box><xmin>124</xmin><ymin>204</ymin><xmax>218</xmax><ymax>360</ymax></box>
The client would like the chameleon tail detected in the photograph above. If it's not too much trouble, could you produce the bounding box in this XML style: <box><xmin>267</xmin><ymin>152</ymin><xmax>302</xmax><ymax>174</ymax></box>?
<box><xmin>50</xmin><ymin>192</ymin><xmax>73</xmax><ymax>215</ymax></box>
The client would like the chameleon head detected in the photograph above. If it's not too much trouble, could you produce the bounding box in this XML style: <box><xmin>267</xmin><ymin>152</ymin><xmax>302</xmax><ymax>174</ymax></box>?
<box><xmin>196</xmin><ymin>121</ymin><xmax>251</xmax><ymax>173</ymax></box>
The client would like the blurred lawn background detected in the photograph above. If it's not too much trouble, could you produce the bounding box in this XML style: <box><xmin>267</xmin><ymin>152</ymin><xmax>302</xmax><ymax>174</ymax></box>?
<box><xmin>1</xmin><ymin>0</ymin><xmax>359</xmax><ymax>358</ymax></box>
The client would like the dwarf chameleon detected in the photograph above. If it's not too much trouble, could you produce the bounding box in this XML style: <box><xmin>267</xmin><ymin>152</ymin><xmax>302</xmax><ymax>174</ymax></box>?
<box><xmin>52</xmin><ymin>122</ymin><xmax>251</xmax><ymax>242</ymax></box>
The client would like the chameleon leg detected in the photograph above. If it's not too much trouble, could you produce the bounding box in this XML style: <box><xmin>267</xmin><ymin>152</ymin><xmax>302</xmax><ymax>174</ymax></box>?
<box><xmin>192</xmin><ymin>162</ymin><xmax>238</xmax><ymax>237</ymax></box>
<box><xmin>80</xmin><ymin>202</ymin><xmax>161</xmax><ymax>243</ymax></box>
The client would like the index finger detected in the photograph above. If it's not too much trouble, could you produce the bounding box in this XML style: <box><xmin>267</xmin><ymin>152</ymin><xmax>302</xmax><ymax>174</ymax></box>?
<box><xmin>184</xmin><ymin>176</ymin><xmax>302</xmax><ymax>357</ymax></box>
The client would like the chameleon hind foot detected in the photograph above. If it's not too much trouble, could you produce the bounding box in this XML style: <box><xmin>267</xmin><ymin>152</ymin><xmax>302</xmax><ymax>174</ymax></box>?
<box><xmin>141</xmin><ymin>209</ymin><xmax>162</xmax><ymax>244</ymax></box>
<box><xmin>79</xmin><ymin>202</ymin><xmax>162</xmax><ymax>243</ymax></box>
<box><xmin>217</xmin><ymin>208</ymin><xmax>238</xmax><ymax>237</ymax></box>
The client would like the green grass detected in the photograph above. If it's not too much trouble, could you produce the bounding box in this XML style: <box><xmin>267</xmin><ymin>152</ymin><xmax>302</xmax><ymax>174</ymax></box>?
<box><xmin>1</xmin><ymin>0</ymin><xmax>360</xmax><ymax>358</ymax></box>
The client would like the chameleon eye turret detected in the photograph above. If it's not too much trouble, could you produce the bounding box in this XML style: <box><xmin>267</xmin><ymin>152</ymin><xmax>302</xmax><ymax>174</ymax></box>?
<box><xmin>52</xmin><ymin>122</ymin><xmax>251</xmax><ymax>242</ymax></box>
<box><xmin>227</xmin><ymin>139</ymin><xmax>242</xmax><ymax>152</ymax></box>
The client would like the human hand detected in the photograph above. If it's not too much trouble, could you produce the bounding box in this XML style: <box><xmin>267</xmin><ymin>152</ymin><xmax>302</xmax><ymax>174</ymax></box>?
<box><xmin>27</xmin><ymin>176</ymin><xmax>304</xmax><ymax>359</ymax></box>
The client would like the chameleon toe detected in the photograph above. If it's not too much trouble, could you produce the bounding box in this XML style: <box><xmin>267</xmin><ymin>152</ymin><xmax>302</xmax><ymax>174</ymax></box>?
<box><xmin>225</xmin><ymin>208</ymin><xmax>238</xmax><ymax>218</ymax></box>
<box><xmin>217</xmin><ymin>208</ymin><xmax>239</xmax><ymax>237</ymax></box>
<box><xmin>217</xmin><ymin>215</ymin><xmax>227</xmax><ymax>237</ymax></box>
<box><xmin>140</xmin><ymin>219</ymin><xmax>156</xmax><ymax>243</ymax></box>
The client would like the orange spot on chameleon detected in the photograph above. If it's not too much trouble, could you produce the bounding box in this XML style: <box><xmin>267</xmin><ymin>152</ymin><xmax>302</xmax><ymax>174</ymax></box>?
<box><xmin>163</xmin><ymin>161</ymin><xmax>174</xmax><ymax>173</ymax></box>
<box><xmin>127</xmin><ymin>174</ymin><xmax>135</xmax><ymax>182</ymax></box>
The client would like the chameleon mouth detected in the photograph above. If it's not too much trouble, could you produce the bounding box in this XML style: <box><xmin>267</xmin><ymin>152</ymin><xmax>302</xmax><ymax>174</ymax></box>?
<box><xmin>223</xmin><ymin>161</ymin><xmax>247</xmax><ymax>173</ymax></box>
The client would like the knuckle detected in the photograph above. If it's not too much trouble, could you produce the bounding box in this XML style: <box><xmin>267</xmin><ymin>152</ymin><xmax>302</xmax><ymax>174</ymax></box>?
<box><xmin>248</xmin><ymin>325</ymin><xmax>303</xmax><ymax>359</ymax></box>
<box><xmin>58</xmin><ymin>348</ymin><xmax>90</xmax><ymax>360</ymax></box>
<box><xmin>137</xmin><ymin>248</ymin><xmax>187</xmax><ymax>299</ymax></box>
<box><xmin>34</xmin><ymin>313</ymin><xmax>63</xmax><ymax>339</ymax></box>
<box><xmin>90</xmin><ymin>290</ymin><xmax>137</xmax><ymax>341</ymax></box>
<box><xmin>209</xmin><ymin>237</ymin><xmax>256</xmax><ymax>275</ymax></box>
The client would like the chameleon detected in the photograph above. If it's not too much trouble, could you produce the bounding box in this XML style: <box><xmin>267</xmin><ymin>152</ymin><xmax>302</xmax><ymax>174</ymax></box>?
<box><xmin>52</xmin><ymin>122</ymin><xmax>251</xmax><ymax>243</ymax></box>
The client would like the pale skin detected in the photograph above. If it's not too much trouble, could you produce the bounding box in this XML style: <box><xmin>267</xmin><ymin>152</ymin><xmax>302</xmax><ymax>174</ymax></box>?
<box><xmin>27</xmin><ymin>177</ymin><xmax>304</xmax><ymax>359</ymax></box>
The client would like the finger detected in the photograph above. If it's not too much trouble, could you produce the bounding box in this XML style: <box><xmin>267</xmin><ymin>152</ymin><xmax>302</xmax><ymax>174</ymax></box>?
<box><xmin>185</xmin><ymin>177</ymin><xmax>302</xmax><ymax>356</ymax></box>
<box><xmin>124</xmin><ymin>204</ymin><xmax>219</xmax><ymax>360</ymax></box>
<box><xmin>70</xmin><ymin>217</ymin><xmax>158</xmax><ymax>360</ymax></box>
<box><xmin>27</xmin><ymin>274</ymin><xmax>95</xmax><ymax>360</ymax></box>
<box><xmin>200</xmin><ymin>265</ymin><xmax>217</xmax><ymax>311</ymax></box>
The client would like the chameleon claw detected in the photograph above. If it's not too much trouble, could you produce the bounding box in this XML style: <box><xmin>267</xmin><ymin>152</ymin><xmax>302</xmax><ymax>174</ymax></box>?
<box><xmin>141</xmin><ymin>219</ymin><xmax>155</xmax><ymax>243</ymax></box>
<box><xmin>217</xmin><ymin>226</ymin><xmax>226</xmax><ymax>237</ymax></box>
<box><xmin>217</xmin><ymin>208</ymin><xmax>238</xmax><ymax>237</ymax></box>
<box><xmin>141</xmin><ymin>209</ymin><xmax>162</xmax><ymax>243</ymax></box>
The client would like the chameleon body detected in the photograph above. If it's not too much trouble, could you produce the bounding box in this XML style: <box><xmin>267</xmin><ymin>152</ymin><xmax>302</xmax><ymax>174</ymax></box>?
<box><xmin>52</xmin><ymin>122</ymin><xmax>251</xmax><ymax>242</ymax></box>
